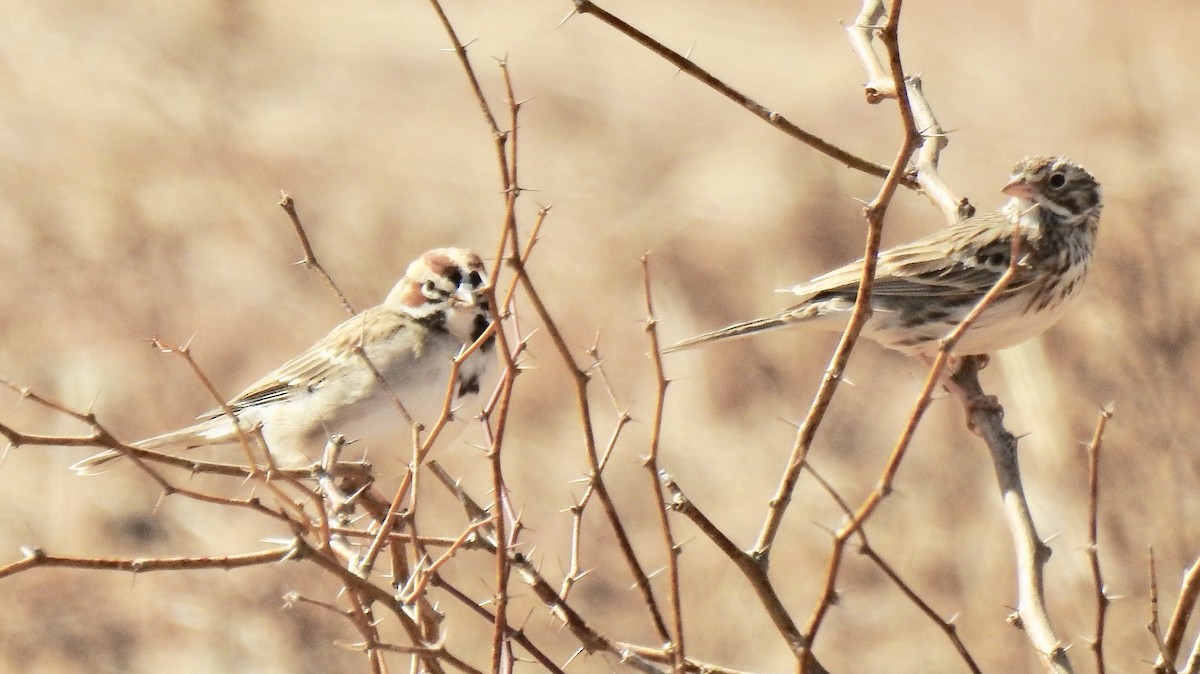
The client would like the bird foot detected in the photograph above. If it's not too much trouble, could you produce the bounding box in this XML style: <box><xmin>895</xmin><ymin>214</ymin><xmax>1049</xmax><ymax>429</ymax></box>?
<box><xmin>964</xmin><ymin>393</ymin><xmax>1003</xmax><ymax>435</ymax></box>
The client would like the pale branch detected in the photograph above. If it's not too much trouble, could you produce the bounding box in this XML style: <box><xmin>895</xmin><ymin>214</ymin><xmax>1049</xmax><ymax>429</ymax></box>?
<box><xmin>844</xmin><ymin>0</ymin><xmax>970</xmax><ymax>223</ymax></box>
<box><xmin>907</xmin><ymin>76</ymin><xmax>972</xmax><ymax>223</ymax></box>
<box><xmin>564</xmin><ymin>0</ymin><xmax>907</xmax><ymax>186</ymax></box>
<box><xmin>1185</xmin><ymin>637</ymin><xmax>1200</xmax><ymax>674</ymax></box>
<box><xmin>949</xmin><ymin>357</ymin><xmax>1072</xmax><ymax>674</ymax></box>
<box><xmin>1085</xmin><ymin>406</ymin><xmax>1114</xmax><ymax>674</ymax></box>
<box><xmin>1156</xmin><ymin>553</ymin><xmax>1200</xmax><ymax>673</ymax></box>
<box><xmin>0</xmin><ymin>545</ymin><xmax>295</xmax><ymax>580</ymax></box>
<box><xmin>616</xmin><ymin>644</ymin><xmax>762</xmax><ymax>674</ymax></box>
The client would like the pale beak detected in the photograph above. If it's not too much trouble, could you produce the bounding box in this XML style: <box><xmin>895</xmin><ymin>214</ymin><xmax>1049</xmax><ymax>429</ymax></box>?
<box><xmin>1002</xmin><ymin>177</ymin><xmax>1036</xmax><ymax>200</ymax></box>
<box><xmin>453</xmin><ymin>288</ymin><xmax>480</xmax><ymax>308</ymax></box>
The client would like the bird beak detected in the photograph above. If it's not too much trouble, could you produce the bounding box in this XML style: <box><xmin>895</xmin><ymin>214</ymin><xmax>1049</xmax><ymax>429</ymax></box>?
<box><xmin>1002</xmin><ymin>177</ymin><xmax>1036</xmax><ymax>200</ymax></box>
<box><xmin>453</xmin><ymin>288</ymin><xmax>480</xmax><ymax>308</ymax></box>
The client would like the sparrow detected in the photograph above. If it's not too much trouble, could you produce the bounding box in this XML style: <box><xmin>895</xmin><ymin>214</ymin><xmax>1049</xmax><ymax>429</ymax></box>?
<box><xmin>664</xmin><ymin>156</ymin><xmax>1101</xmax><ymax>359</ymax></box>
<box><xmin>72</xmin><ymin>247</ymin><xmax>494</xmax><ymax>473</ymax></box>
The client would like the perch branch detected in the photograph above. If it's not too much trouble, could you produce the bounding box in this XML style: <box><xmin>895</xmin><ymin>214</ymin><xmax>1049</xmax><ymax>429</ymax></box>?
<box><xmin>949</xmin><ymin>358</ymin><xmax>1072</xmax><ymax>674</ymax></box>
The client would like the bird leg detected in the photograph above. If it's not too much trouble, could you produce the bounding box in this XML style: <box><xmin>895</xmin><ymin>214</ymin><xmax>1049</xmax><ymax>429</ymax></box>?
<box><xmin>922</xmin><ymin>353</ymin><xmax>1002</xmax><ymax>435</ymax></box>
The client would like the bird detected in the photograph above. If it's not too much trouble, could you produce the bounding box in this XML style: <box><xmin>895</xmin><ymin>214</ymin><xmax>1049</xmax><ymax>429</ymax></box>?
<box><xmin>71</xmin><ymin>247</ymin><xmax>494</xmax><ymax>473</ymax></box>
<box><xmin>663</xmin><ymin>156</ymin><xmax>1101</xmax><ymax>360</ymax></box>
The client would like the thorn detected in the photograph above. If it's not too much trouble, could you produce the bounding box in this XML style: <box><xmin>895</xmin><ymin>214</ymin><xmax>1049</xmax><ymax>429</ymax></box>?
<box><xmin>674</xmin><ymin>42</ymin><xmax>697</xmax><ymax>76</ymax></box>
<box><xmin>555</xmin><ymin>8</ymin><xmax>580</xmax><ymax>30</ymax></box>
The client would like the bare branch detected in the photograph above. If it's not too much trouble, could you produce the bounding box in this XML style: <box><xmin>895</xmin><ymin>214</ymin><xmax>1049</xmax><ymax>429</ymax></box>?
<box><xmin>1157</xmin><ymin>553</ymin><xmax>1200</xmax><ymax>673</ymax></box>
<box><xmin>0</xmin><ymin>545</ymin><xmax>295</xmax><ymax>580</ymax></box>
<box><xmin>949</xmin><ymin>357</ymin><xmax>1072</xmax><ymax>674</ymax></box>
<box><xmin>754</xmin><ymin>0</ymin><xmax>919</xmax><ymax>566</ymax></box>
<box><xmin>641</xmin><ymin>255</ymin><xmax>686</xmax><ymax>672</ymax></box>
<box><xmin>566</xmin><ymin>0</ymin><xmax>905</xmax><ymax>185</ymax></box>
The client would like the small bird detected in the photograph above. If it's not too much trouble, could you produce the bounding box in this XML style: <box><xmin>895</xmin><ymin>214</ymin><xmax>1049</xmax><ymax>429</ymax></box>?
<box><xmin>72</xmin><ymin>247</ymin><xmax>494</xmax><ymax>473</ymax></box>
<box><xmin>664</xmin><ymin>156</ymin><xmax>1101</xmax><ymax>359</ymax></box>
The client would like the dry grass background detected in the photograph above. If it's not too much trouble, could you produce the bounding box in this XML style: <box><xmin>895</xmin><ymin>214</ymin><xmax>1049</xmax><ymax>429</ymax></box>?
<box><xmin>2</xmin><ymin>1</ymin><xmax>1199</xmax><ymax>672</ymax></box>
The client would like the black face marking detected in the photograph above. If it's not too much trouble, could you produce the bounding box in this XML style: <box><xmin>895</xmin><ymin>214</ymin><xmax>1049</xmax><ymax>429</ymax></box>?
<box><xmin>446</xmin><ymin>268</ymin><xmax>463</xmax><ymax>287</ymax></box>
<box><xmin>457</xmin><ymin>374</ymin><xmax>481</xmax><ymax>396</ymax></box>
<box><xmin>467</xmin><ymin>271</ymin><xmax>484</xmax><ymax>287</ymax></box>
<box><xmin>472</xmin><ymin>313</ymin><xmax>495</xmax><ymax>351</ymax></box>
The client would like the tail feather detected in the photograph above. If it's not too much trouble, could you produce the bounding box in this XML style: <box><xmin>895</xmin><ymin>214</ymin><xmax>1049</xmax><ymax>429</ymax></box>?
<box><xmin>69</xmin><ymin>418</ymin><xmax>235</xmax><ymax>475</ymax></box>
<box><xmin>68</xmin><ymin>449</ymin><xmax>125</xmax><ymax>475</ymax></box>
<box><xmin>661</xmin><ymin>314</ymin><xmax>793</xmax><ymax>354</ymax></box>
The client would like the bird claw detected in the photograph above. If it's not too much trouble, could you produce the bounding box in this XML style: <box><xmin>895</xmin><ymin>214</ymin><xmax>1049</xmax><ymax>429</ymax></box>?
<box><xmin>965</xmin><ymin>393</ymin><xmax>1003</xmax><ymax>435</ymax></box>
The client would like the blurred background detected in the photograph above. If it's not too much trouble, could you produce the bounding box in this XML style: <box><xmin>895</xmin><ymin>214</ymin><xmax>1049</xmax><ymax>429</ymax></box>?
<box><xmin>2</xmin><ymin>1</ymin><xmax>1198</xmax><ymax>672</ymax></box>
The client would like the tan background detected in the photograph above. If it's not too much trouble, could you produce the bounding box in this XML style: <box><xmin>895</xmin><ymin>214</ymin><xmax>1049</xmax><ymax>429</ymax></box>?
<box><xmin>2</xmin><ymin>1</ymin><xmax>1199</xmax><ymax>672</ymax></box>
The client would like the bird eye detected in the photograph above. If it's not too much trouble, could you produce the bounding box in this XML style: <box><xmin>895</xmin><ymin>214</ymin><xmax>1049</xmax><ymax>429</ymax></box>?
<box><xmin>423</xmin><ymin>280</ymin><xmax>437</xmax><ymax>293</ymax></box>
<box><xmin>1048</xmin><ymin>172</ymin><xmax>1067</xmax><ymax>189</ymax></box>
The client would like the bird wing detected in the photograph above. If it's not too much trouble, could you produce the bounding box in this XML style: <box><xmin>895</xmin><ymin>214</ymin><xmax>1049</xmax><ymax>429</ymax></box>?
<box><xmin>196</xmin><ymin>307</ymin><xmax>407</xmax><ymax>420</ymax></box>
<box><xmin>784</xmin><ymin>213</ymin><xmax>1032</xmax><ymax>307</ymax></box>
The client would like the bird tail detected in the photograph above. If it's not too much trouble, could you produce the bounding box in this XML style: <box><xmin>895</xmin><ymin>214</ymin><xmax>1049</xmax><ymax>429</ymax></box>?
<box><xmin>69</xmin><ymin>418</ymin><xmax>235</xmax><ymax>475</ymax></box>
<box><xmin>661</xmin><ymin>314</ymin><xmax>796</xmax><ymax>354</ymax></box>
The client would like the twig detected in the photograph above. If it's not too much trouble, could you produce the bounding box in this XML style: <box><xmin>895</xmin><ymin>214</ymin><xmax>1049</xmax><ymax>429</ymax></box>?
<box><xmin>1156</xmin><ymin>553</ymin><xmax>1200</xmax><ymax>673</ymax></box>
<box><xmin>510</xmin><ymin>252</ymin><xmax>673</xmax><ymax>644</ymax></box>
<box><xmin>1151</xmin><ymin>548</ymin><xmax>1177</xmax><ymax>674</ymax></box>
<box><xmin>844</xmin><ymin>1</ymin><xmax>969</xmax><ymax>221</ymax></box>
<box><xmin>753</xmin><ymin>0</ymin><xmax>919</xmax><ymax>566</ymax></box>
<box><xmin>802</xmin><ymin>145</ymin><xmax>1029</xmax><ymax>663</ymax></box>
<box><xmin>1085</xmin><ymin>405</ymin><xmax>1114</xmax><ymax>674</ymax></box>
<box><xmin>804</xmin><ymin>461</ymin><xmax>982</xmax><ymax>674</ymax></box>
<box><xmin>565</xmin><ymin>0</ymin><xmax>906</xmax><ymax>185</ymax></box>
<box><xmin>427</xmin><ymin>464</ymin><xmax>666</xmax><ymax>674</ymax></box>
<box><xmin>641</xmin><ymin>255</ymin><xmax>686</xmax><ymax>672</ymax></box>
<box><xmin>431</xmin><ymin>577</ymin><xmax>567</xmax><ymax>674</ymax></box>
<box><xmin>0</xmin><ymin>545</ymin><xmax>296</xmax><ymax>579</ymax></box>
<box><xmin>278</xmin><ymin>193</ymin><xmax>355</xmax><ymax>315</ymax></box>
<box><xmin>661</xmin><ymin>473</ymin><xmax>828</xmax><ymax>673</ymax></box>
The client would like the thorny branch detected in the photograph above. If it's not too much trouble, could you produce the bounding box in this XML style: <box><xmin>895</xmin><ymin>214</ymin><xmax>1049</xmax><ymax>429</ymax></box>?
<box><xmin>754</xmin><ymin>0</ymin><xmax>919</xmax><ymax>566</ymax></box>
<box><xmin>563</xmin><ymin>0</ymin><xmax>907</xmax><ymax>186</ymax></box>
<box><xmin>641</xmin><ymin>255</ymin><xmax>686</xmax><ymax>672</ymax></box>
<box><xmin>279</xmin><ymin>193</ymin><xmax>356</xmax><ymax>315</ymax></box>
